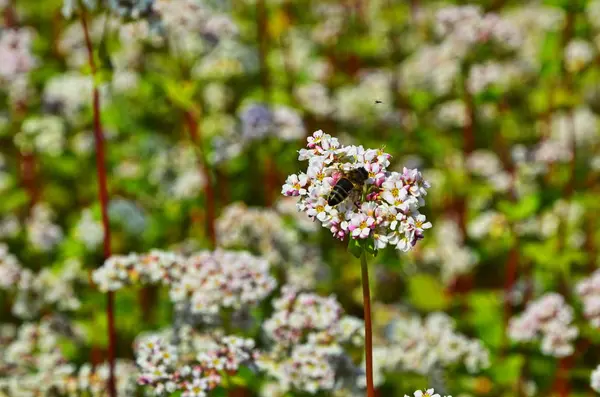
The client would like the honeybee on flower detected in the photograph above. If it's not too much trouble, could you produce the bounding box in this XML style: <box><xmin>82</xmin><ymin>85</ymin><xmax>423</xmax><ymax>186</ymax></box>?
<box><xmin>282</xmin><ymin>130</ymin><xmax>431</xmax><ymax>252</ymax></box>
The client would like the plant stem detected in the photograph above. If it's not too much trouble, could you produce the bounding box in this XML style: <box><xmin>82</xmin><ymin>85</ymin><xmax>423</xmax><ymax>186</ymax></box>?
<box><xmin>80</xmin><ymin>8</ymin><xmax>117</xmax><ymax>397</ymax></box>
<box><xmin>361</xmin><ymin>251</ymin><xmax>375</xmax><ymax>397</ymax></box>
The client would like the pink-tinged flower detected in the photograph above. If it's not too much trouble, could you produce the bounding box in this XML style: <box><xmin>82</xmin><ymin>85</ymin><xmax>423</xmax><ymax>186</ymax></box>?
<box><xmin>306</xmin><ymin>197</ymin><xmax>331</xmax><ymax>222</ymax></box>
<box><xmin>401</xmin><ymin>167</ymin><xmax>430</xmax><ymax>198</ymax></box>
<box><xmin>365</xmin><ymin>162</ymin><xmax>386</xmax><ymax>186</ymax></box>
<box><xmin>282</xmin><ymin>173</ymin><xmax>308</xmax><ymax>196</ymax></box>
<box><xmin>281</xmin><ymin>130</ymin><xmax>431</xmax><ymax>251</ymax></box>
<box><xmin>348</xmin><ymin>213</ymin><xmax>375</xmax><ymax>239</ymax></box>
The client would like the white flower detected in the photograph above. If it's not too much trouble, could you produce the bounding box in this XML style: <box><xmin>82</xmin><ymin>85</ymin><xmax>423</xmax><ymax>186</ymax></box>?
<box><xmin>348</xmin><ymin>213</ymin><xmax>375</xmax><ymax>239</ymax></box>
<box><xmin>282</xmin><ymin>173</ymin><xmax>309</xmax><ymax>196</ymax></box>
<box><xmin>282</xmin><ymin>130</ymin><xmax>431</xmax><ymax>252</ymax></box>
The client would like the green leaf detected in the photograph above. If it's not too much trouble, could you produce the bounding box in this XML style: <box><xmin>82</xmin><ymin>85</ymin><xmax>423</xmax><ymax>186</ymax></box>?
<box><xmin>347</xmin><ymin>238</ymin><xmax>363</xmax><ymax>259</ymax></box>
<box><xmin>364</xmin><ymin>237</ymin><xmax>378</xmax><ymax>257</ymax></box>
<box><xmin>498</xmin><ymin>194</ymin><xmax>540</xmax><ymax>221</ymax></box>
<box><xmin>407</xmin><ymin>274</ymin><xmax>450</xmax><ymax>312</ymax></box>
<box><xmin>490</xmin><ymin>355</ymin><xmax>524</xmax><ymax>386</ymax></box>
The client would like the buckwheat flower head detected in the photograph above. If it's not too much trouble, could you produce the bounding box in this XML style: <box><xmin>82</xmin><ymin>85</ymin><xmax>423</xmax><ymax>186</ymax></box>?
<box><xmin>216</xmin><ymin>202</ymin><xmax>325</xmax><ymax>289</ymax></box>
<box><xmin>376</xmin><ymin>312</ymin><xmax>489</xmax><ymax>379</ymax></box>
<box><xmin>282</xmin><ymin>130</ymin><xmax>431</xmax><ymax>252</ymax></box>
<box><xmin>421</xmin><ymin>218</ymin><xmax>478</xmax><ymax>284</ymax></box>
<box><xmin>0</xmin><ymin>28</ymin><xmax>36</xmax><ymax>82</ymax></box>
<box><xmin>591</xmin><ymin>364</ymin><xmax>600</xmax><ymax>392</ymax></box>
<box><xmin>26</xmin><ymin>203</ymin><xmax>63</xmax><ymax>252</ymax></box>
<box><xmin>405</xmin><ymin>388</ymin><xmax>452</xmax><ymax>397</ymax></box>
<box><xmin>14</xmin><ymin>116</ymin><xmax>66</xmax><ymax>157</ymax></box>
<box><xmin>258</xmin><ymin>285</ymin><xmax>363</xmax><ymax>395</ymax></box>
<box><xmin>135</xmin><ymin>331</ymin><xmax>256</xmax><ymax>396</ymax></box>
<box><xmin>74</xmin><ymin>209</ymin><xmax>104</xmax><ymax>250</ymax></box>
<box><xmin>576</xmin><ymin>269</ymin><xmax>600</xmax><ymax>328</ymax></box>
<box><xmin>176</xmin><ymin>249</ymin><xmax>277</xmax><ymax>315</ymax></box>
<box><xmin>565</xmin><ymin>39</ymin><xmax>594</xmax><ymax>73</ymax></box>
<box><xmin>508</xmin><ymin>293</ymin><xmax>578</xmax><ymax>357</ymax></box>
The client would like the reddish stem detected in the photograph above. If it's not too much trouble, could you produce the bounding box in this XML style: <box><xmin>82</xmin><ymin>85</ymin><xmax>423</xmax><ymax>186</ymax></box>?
<box><xmin>80</xmin><ymin>9</ymin><xmax>117</xmax><ymax>397</ymax></box>
<box><xmin>361</xmin><ymin>252</ymin><xmax>375</xmax><ymax>397</ymax></box>
<box><xmin>184</xmin><ymin>111</ymin><xmax>216</xmax><ymax>248</ymax></box>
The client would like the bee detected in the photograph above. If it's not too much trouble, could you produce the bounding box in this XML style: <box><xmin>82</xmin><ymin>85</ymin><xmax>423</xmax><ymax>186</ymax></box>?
<box><xmin>327</xmin><ymin>167</ymin><xmax>369</xmax><ymax>206</ymax></box>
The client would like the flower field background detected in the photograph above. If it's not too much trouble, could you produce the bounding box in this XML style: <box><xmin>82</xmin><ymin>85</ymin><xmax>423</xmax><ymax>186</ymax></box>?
<box><xmin>2</xmin><ymin>0</ymin><xmax>600</xmax><ymax>396</ymax></box>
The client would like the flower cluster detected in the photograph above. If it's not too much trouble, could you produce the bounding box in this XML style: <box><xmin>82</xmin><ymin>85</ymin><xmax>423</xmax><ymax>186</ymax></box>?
<box><xmin>74</xmin><ymin>209</ymin><xmax>104</xmax><ymax>250</ymax></box>
<box><xmin>216</xmin><ymin>202</ymin><xmax>323</xmax><ymax>288</ymax></box>
<box><xmin>509</xmin><ymin>293</ymin><xmax>579</xmax><ymax>357</ymax></box>
<box><xmin>174</xmin><ymin>250</ymin><xmax>277</xmax><ymax>315</ymax></box>
<box><xmin>149</xmin><ymin>143</ymin><xmax>206</xmax><ymax>199</ymax></box>
<box><xmin>592</xmin><ymin>364</ymin><xmax>600</xmax><ymax>393</ymax></box>
<box><xmin>282</xmin><ymin>130</ymin><xmax>431</xmax><ymax>252</ymax></box>
<box><xmin>257</xmin><ymin>285</ymin><xmax>363</xmax><ymax>395</ymax></box>
<box><xmin>0</xmin><ymin>317</ymin><xmax>137</xmax><ymax>396</ymax></box>
<box><xmin>0</xmin><ymin>28</ymin><xmax>36</xmax><ymax>82</ymax></box>
<box><xmin>0</xmin><ymin>245</ymin><xmax>83</xmax><ymax>318</ymax></box>
<box><xmin>405</xmin><ymin>389</ymin><xmax>452</xmax><ymax>397</ymax></box>
<box><xmin>26</xmin><ymin>203</ymin><xmax>64</xmax><ymax>252</ymax></box>
<box><xmin>136</xmin><ymin>331</ymin><xmax>256</xmax><ymax>396</ymax></box>
<box><xmin>370</xmin><ymin>312</ymin><xmax>489</xmax><ymax>385</ymax></box>
<box><xmin>576</xmin><ymin>269</ymin><xmax>600</xmax><ymax>328</ymax></box>
<box><xmin>14</xmin><ymin>115</ymin><xmax>66</xmax><ymax>157</ymax></box>
<box><xmin>421</xmin><ymin>218</ymin><xmax>479</xmax><ymax>284</ymax></box>
<box><xmin>435</xmin><ymin>5</ymin><xmax>522</xmax><ymax>53</ymax></box>
<box><xmin>92</xmin><ymin>249</ymin><xmax>276</xmax><ymax>316</ymax></box>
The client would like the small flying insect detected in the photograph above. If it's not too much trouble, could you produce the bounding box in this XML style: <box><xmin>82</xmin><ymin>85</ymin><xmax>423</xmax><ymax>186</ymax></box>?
<box><xmin>327</xmin><ymin>167</ymin><xmax>369</xmax><ymax>206</ymax></box>
<box><xmin>375</xmin><ymin>100</ymin><xmax>383</xmax><ymax>104</ymax></box>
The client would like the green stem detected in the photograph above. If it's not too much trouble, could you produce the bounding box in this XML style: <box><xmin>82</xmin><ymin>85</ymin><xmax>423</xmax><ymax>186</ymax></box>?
<box><xmin>361</xmin><ymin>250</ymin><xmax>375</xmax><ymax>397</ymax></box>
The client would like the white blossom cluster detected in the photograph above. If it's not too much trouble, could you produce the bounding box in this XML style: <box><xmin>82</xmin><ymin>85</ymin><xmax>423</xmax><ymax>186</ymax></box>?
<box><xmin>282</xmin><ymin>130</ymin><xmax>431</xmax><ymax>252</ymax></box>
<box><xmin>74</xmin><ymin>209</ymin><xmax>105</xmax><ymax>250</ymax></box>
<box><xmin>421</xmin><ymin>218</ymin><xmax>478</xmax><ymax>284</ymax></box>
<box><xmin>136</xmin><ymin>331</ymin><xmax>256</xmax><ymax>396</ymax></box>
<box><xmin>591</xmin><ymin>364</ymin><xmax>600</xmax><ymax>393</ymax></box>
<box><xmin>370</xmin><ymin>312</ymin><xmax>489</xmax><ymax>385</ymax></box>
<box><xmin>0</xmin><ymin>317</ymin><xmax>137</xmax><ymax>396</ymax></box>
<box><xmin>216</xmin><ymin>202</ymin><xmax>323</xmax><ymax>288</ymax></box>
<box><xmin>92</xmin><ymin>249</ymin><xmax>276</xmax><ymax>316</ymax></box>
<box><xmin>175</xmin><ymin>250</ymin><xmax>277</xmax><ymax>315</ymax></box>
<box><xmin>564</xmin><ymin>39</ymin><xmax>595</xmax><ymax>73</ymax></box>
<box><xmin>435</xmin><ymin>5</ymin><xmax>522</xmax><ymax>54</ymax></box>
<box><xmin>26</xmin><ymin>203</ymin><xmax>64</xmax><ymax>252</ymax></box>
<box><xmin>14</xmin><ymin>115</ymin><xmax>66</xmax><ymax>157</ymax></box>
<box><xmin>405</xmin><ymin>389</ymin><xmax>452</xmax><ymax>397</ymax></box>
<box><xmin>0</xmin><ymin>28</ymin><xmax>36</xmax><ymax>82</ymax></box>
<box><xmin>576</xmin><ymin>269</ymin><xmax>600</xmax><ymax>328</ymax></box>
<box><xmin>257</xmin><ymin>285</ymin><xmax>363</xmax><ymax>395</ymax></box>
<box><xmin>509</xmin><ymin>293</ymin><xmax>579</xmax><ymax>357</ymax></box>
<box><xmin>0</xmin><ymin>245</ymin><xmax>83</xmax><ymax>318</ymax></box>
<box><xmin>43</xmin><ymin>72</ymin><xmax>105</xmax><ymax>124</ymax></box>
<box><xmin>149</xmin><ymin>143</ymin><xmax>206</xmax><ymax>199</ymax></box>
<box><xmin>466</xmin><ymin>150</ymin><xmax>512</xmax><ymax>193</ymax></box>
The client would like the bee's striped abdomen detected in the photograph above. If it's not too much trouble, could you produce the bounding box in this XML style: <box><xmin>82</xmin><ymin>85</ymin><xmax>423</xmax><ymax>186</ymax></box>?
<box><xmin>327</xmin><ymin>178</ymin><xmax>354</xmax><ymax>206</ymax></box>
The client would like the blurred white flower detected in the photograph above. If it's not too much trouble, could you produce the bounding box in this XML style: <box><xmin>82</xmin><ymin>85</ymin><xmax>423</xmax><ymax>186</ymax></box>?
<box><xmin>564</xmin><ymin>39</ymin><xmax>594</xmax><ymax>73</ymax></box>
<box><xmin>509</xmin><ymin>293</ymin><xmax>578</xmax><ymax>357</ymax></box>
